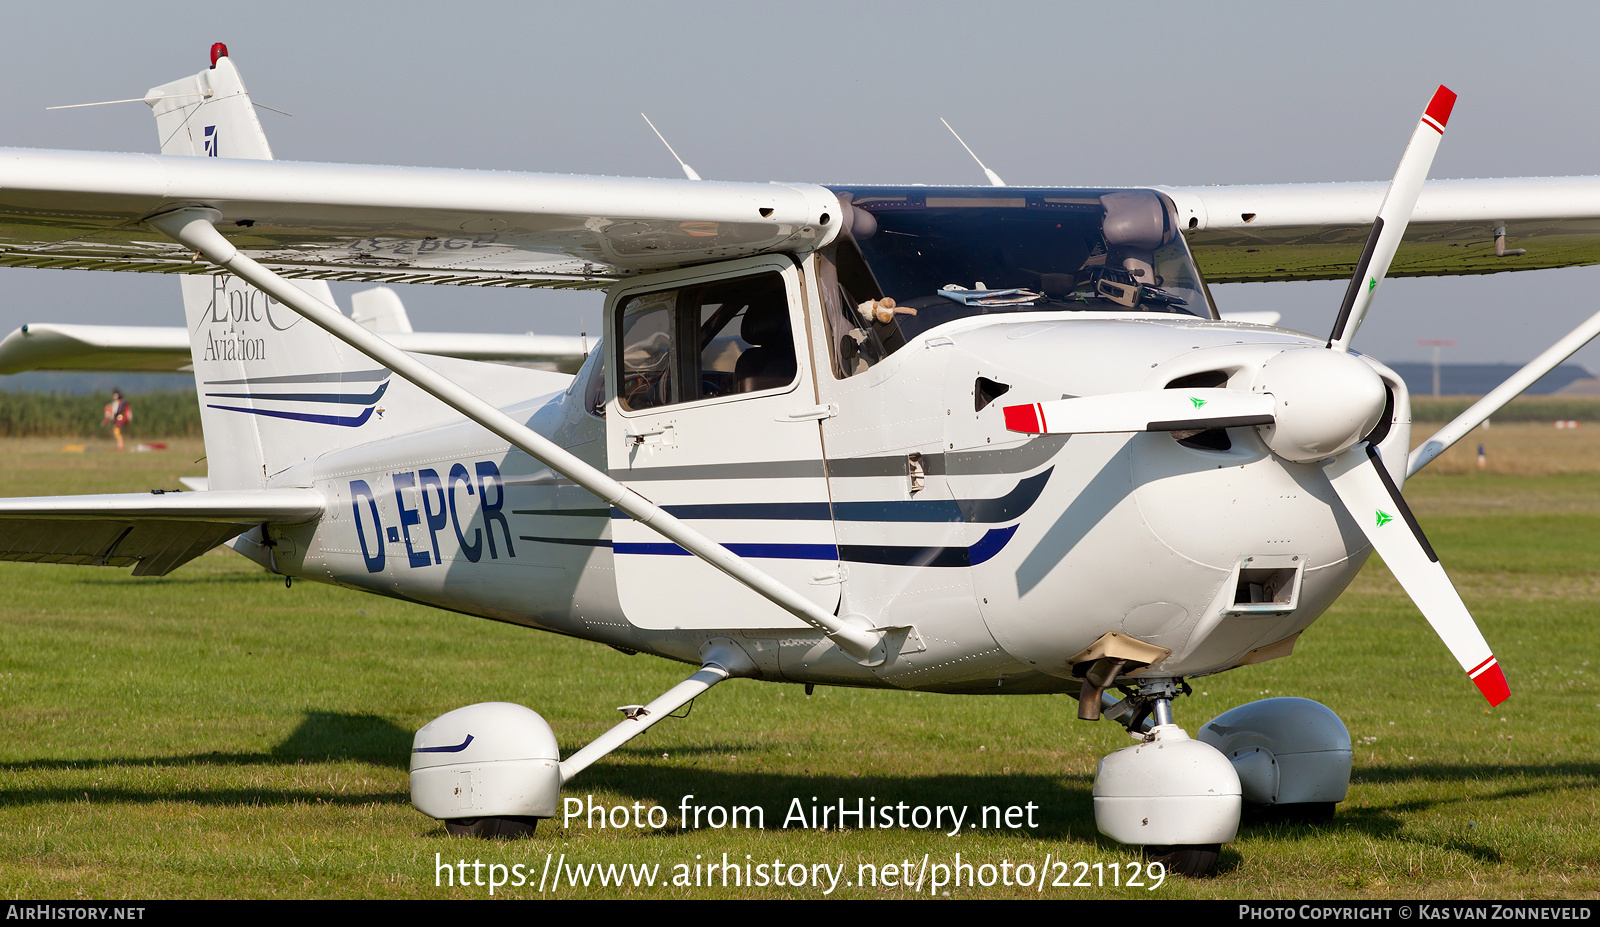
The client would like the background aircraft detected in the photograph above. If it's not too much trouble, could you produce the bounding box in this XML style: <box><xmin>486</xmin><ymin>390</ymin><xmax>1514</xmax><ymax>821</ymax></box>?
<box><xmin>0</xmin><ymin>286</ymin><xmax>589</xmax><ymax>376</ymax></box>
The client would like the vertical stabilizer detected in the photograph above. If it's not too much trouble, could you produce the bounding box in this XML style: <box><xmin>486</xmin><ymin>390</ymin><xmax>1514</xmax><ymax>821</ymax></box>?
<box><xmin>146</xmin><ymin>46</ymin><xmax>273</xmax><ymax>160</ymax></box>
<box><xmin>350</xmin><ymin>287</ymin><xmax>416</xmax><ymax>333</ymax></box>
<box><xmin>149</xmin><ymin>49</ymin><xmax>388</xmax><ymax>490</ymax></box>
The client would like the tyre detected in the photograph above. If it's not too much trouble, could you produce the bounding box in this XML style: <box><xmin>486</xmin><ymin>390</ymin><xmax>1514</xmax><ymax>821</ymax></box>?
<box><xmin>1143</xmin><ymin>843</ymin><xmax>1221</xmax><ymax>878</ymax></box>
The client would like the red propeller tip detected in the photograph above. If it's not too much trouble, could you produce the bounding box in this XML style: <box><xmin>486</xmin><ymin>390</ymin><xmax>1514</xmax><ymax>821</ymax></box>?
<box><xmin>1002</xmin><ymin>403</ymin><xmax>1044</xmax><ymax>434</ymax></box>
<box><xmin>1470</xmin><ymin>657</ymin><xmax>1509</xmax><ymax>706</ymax></box>
<box><xmin>1423</xmin><ymin>85</ymin><xmax>1457</xmax><ymax>133</ymax></box>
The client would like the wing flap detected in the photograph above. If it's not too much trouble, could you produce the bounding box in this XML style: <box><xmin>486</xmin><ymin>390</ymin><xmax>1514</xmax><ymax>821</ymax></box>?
<box><xmin>0</xmin><ymin>489</ymin><xmax>324</xmax><ymax>576</ymax></box>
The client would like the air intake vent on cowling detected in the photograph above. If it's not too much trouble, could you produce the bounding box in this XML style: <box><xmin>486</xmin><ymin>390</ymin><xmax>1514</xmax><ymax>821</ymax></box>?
<box><xmin>1165</xmin><ymin>370</ymin><xmax>1234</xmax><ymax>450</ymax></box>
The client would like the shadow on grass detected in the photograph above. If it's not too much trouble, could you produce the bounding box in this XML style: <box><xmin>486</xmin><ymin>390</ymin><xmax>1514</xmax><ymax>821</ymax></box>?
<box><xmin>1245</xmin><ymin>805</ymin><xmax>1506</xmax><ymax>865</ymax></box>
<box><xmin>3</xmin><ymin>721</ymin><xmax>1595</xmax><ymax>864</ymax></box>
<box><xmin>0</xmin><ymin>710</ymin><xmax>1105</xmax><ymax>843</ymax></box>
<box><xmin>1232</xmin><ymin>762</ymin><xmax>1600</xmax><ymax>863</ymax></box>
<box><xmin>0</xmin><ymin>709</ymin><xmax>414</xmax><ymax>782</ymax></box>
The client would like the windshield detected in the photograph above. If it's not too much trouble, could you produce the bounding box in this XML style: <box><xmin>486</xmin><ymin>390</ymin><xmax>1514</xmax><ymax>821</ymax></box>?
<box><xmin>827</xmin><ymin>187</ymin><xmax>1215</xmax><ymax>352</ymax></box>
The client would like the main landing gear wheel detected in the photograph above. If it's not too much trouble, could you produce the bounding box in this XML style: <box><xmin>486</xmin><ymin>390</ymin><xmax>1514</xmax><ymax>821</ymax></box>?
<box><xmin>1144</xmin><ymin>844</ymin><xmax>1221</xmax><ymax>878</ymax></box>
<box><xmin>444</xmin><ymin>816</ymin><xmax>540</xmax><ymax>839</ymax></box>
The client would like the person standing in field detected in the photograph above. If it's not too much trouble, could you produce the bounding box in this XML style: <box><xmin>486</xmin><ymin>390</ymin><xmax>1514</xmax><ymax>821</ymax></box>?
<box><xmin>102</xmin><ymin>388</ymin><xmax>132</xmax><ymax>451</ymax></box>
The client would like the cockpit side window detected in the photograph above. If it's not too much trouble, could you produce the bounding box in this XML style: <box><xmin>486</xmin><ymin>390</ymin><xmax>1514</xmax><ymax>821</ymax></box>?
<box><xmin>616</xmin><ymin>271</ymin><xmax>796</xmax><ymax>411</ymax></box>
<box><xmin>819</xmin><ymin>238</ymin><xmax>908</xmax><ymax>379</ymax></box>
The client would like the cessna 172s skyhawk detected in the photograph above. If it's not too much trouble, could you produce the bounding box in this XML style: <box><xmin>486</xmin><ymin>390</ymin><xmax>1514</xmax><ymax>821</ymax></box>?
<box><xmin>3</xmin><ymin>47</ymin><xmax>1599</xmax><ymax>875</ymax></box>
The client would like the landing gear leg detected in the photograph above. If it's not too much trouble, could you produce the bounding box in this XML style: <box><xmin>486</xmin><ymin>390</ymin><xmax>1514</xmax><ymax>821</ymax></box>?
<box><xmin>410</xmin><ymin>640</ymin><xmax>759</xmax><ymax>838</ymax></box>
<box><xmin>1091</xmin><ymin>678</ymin><xmax>1240</xmax><ymax>878</ymax></box>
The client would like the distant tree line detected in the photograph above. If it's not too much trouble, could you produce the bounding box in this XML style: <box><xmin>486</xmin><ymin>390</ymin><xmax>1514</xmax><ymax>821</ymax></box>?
<box><xmin>1411</xmin><ymin>395</ymin><xmax>1600</xmax><ymax>422</ymax></box>
<box><xmin>0</xmin><ymin>390</ymin><xmax>202</xmax><ymax>437</ymax></box>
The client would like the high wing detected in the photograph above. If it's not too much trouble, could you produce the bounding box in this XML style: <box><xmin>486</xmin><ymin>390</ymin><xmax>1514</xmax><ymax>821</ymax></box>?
<box><xmin>2</xmin><ymin>148</ymin><xmax>1598</xmax><ymax>287</ymax></box>
<box><xmin>0</xmin><ymin>323</ymin><xmax>590</xmax><ymax>374</ymax></box>
<box><xmin>1163</xmin><ymin>179</ymin><xmax>1600</xmax><ymax>282</ymax></box>
<box><xmin>0</xmin><ymin>489</ymin><xmax>321</xmax><ymax>576</ymax></box>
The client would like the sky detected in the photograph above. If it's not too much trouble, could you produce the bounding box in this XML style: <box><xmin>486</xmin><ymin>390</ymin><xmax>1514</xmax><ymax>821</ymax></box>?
<box><xmin>1</xmin><ymin>1</ymin><xmax>1598</xmax><ymax>371</ymax></box>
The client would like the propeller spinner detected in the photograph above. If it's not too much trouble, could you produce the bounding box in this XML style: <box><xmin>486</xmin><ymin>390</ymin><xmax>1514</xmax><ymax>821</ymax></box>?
<box><xmin>1004</xmin><ymin>86</ymin><xmax>1509</xmax><ymax>706</ymax></box>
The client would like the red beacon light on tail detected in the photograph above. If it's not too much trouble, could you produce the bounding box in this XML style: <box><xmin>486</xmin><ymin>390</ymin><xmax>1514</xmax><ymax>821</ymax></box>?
<box><xmin>210</xmin><ymin>43</ymin><xmax>228</xmax><ymax>68</ymax></box>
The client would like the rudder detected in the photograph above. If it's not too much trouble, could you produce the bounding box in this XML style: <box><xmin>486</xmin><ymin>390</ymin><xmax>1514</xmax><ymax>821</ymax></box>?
<box><xmin>150</xmin><ymin>47</ymin><xmax>395</xmax><ymax>490</ymax></box>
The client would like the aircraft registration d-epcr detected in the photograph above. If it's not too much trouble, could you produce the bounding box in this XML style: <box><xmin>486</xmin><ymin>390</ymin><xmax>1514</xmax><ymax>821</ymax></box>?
<box><xmin>2</xmin><ymin>45</ymin><xmax>1597</xmax><ymax>876</ymax></box>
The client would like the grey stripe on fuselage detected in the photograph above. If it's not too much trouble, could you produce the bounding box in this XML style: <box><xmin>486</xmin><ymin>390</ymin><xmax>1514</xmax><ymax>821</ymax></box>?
<box><xmin>203</xmin><ymin>369</ymin><xmax>390</xmax><ymax>386</ymax></box>
<box><xmin>498</xmin><ymin>435</ymin><xmax>1068</xmax><ymax>489</ymax></box>
<box><xmin>606</xmin><ymin>434</ymin><xmax>1070</xmax><ymax>483</ymax></box>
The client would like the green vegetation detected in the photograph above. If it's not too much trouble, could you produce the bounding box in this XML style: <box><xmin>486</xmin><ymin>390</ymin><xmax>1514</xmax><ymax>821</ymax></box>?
<box><xmin>1412</xmin><ymin>394</ymin><xmax>1600</xmax><ymax>423</ymax></box>
<box><xmin>0</xmin><ymin>438</ymin><xmax>1596</xmax><ymax>898</ymax></box>
<box><xmin>0</xmin><ymin>391</ymin><xmax>202</xmax><ymax>438</ymax></box>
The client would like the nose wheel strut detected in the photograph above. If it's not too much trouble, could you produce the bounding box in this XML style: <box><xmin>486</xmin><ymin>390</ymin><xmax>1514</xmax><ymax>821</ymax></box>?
<box><xmin>1101</xmin><ymin>678</ymin><xmax>1192</xmax><ymax>736</ymax></box>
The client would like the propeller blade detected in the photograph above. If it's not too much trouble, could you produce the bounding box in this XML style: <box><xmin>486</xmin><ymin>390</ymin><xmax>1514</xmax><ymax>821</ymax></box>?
<box><xmin>1002</xmin><ymin>389</ymin><xmax>1274</xmax><ymax>435</ymax></box>
<box><xmin>1327</xmin><ymin>85</ymin><xmax>1456</xmax><ymax>353</ymax></box>
<box><xmin>1323</xmin><ymin>444</ymin><xmax>1509</xmax><ymax>706</ymax></box>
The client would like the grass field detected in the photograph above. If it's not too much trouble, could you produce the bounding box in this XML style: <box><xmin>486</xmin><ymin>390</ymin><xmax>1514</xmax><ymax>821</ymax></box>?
<box><xmin>0</xmin><ymin>427</ymin><xmax>1597</xmax><ymax>899</ymax></box>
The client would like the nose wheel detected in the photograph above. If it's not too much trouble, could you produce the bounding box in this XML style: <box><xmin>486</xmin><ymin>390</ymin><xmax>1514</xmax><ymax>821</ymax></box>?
<box><xmin>1090</xmin><ymin>677</ymin><xmax>1240</xmax><ymax>878</ymax></box>
<box><xmin>1144</xmin><ymin>843</ymin><xmax>1222</xmax><ymax>879</ymax></box>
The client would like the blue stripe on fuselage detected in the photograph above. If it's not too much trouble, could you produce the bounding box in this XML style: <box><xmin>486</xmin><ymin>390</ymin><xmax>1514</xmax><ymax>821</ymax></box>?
<box><xmin>207</xmin><ymin>404</ymin><xmax>376</xmax><ymax>427</ymax></box>
<box><xmin>608</xmin><ymin>468</ymin><xmax>1052</xmax><ymax>524</ymax></box>
<box><xmin>604</xmin><ymin>525</ymin><xmax>1019</xmax><ymax>567</ymax></box>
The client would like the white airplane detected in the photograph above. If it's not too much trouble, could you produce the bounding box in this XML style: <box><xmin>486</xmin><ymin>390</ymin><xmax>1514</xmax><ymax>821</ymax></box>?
<box><xmin>0</xmin><ymin>285</ymin><xmax>591</xmax><ymax>375</ymax></box>
<box><xmin>3</xmin><ymin>46</ymin><xmax>1598</xmax><ymax>876</ymax></box>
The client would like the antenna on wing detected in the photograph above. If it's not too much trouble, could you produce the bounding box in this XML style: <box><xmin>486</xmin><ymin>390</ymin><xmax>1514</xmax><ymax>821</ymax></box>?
<box><xmin>641</xmin><ymin>113</ymin><xmax>702</xmax><ymax>181</ymax></box>
<box><xmin>940</xmin><ymin>117</ymin><xmax>1006</xmax><ymax>187</ymax></box>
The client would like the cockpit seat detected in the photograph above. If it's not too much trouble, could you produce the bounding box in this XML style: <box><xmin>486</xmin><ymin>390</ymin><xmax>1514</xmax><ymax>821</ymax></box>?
<box><xmin>734</xmin><ymin>304</ymin><xmax>797</xmax><ymax>393</ymax></box>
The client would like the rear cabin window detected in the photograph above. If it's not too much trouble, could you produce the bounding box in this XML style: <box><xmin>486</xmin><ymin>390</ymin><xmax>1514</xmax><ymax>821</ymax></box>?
<box><xmin>616</xmin><ymin>272</ymin><xmax>796</xmax><ymax>412</ymax></box>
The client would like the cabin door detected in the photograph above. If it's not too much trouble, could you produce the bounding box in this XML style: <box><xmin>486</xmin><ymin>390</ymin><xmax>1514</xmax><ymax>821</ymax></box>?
<box><xmin>604</xmin><ymin>256</ymin><xmax>840</xmax><ymax>630</ymax></box>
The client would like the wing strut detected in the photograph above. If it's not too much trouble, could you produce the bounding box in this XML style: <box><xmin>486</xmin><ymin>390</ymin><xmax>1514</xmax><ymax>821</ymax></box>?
<box><xmin>1409</xmin><ymin>299</ymin><xmax>1600</xmax><ymax>475</ymax></box>
<box><xmin>147</xmin><ymin>207</ymin><xmax>886</xmax><ymax>666</ymax></box>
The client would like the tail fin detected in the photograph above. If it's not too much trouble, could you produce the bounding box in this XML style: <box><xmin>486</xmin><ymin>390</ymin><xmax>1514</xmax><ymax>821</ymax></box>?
<box><xmin>350</xmin><ymin>287</ymin><xmax>415</xmax><ymax>333</ymax></box>
<box><xmin>145</xmin><ymin>44</ymin><xmax>273</xmax><ymax>160</ymax></box>
<box><xmin>147</xmin><ymin>48</ymin><xmax>393</xmax><ymax>490</ymax></box>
